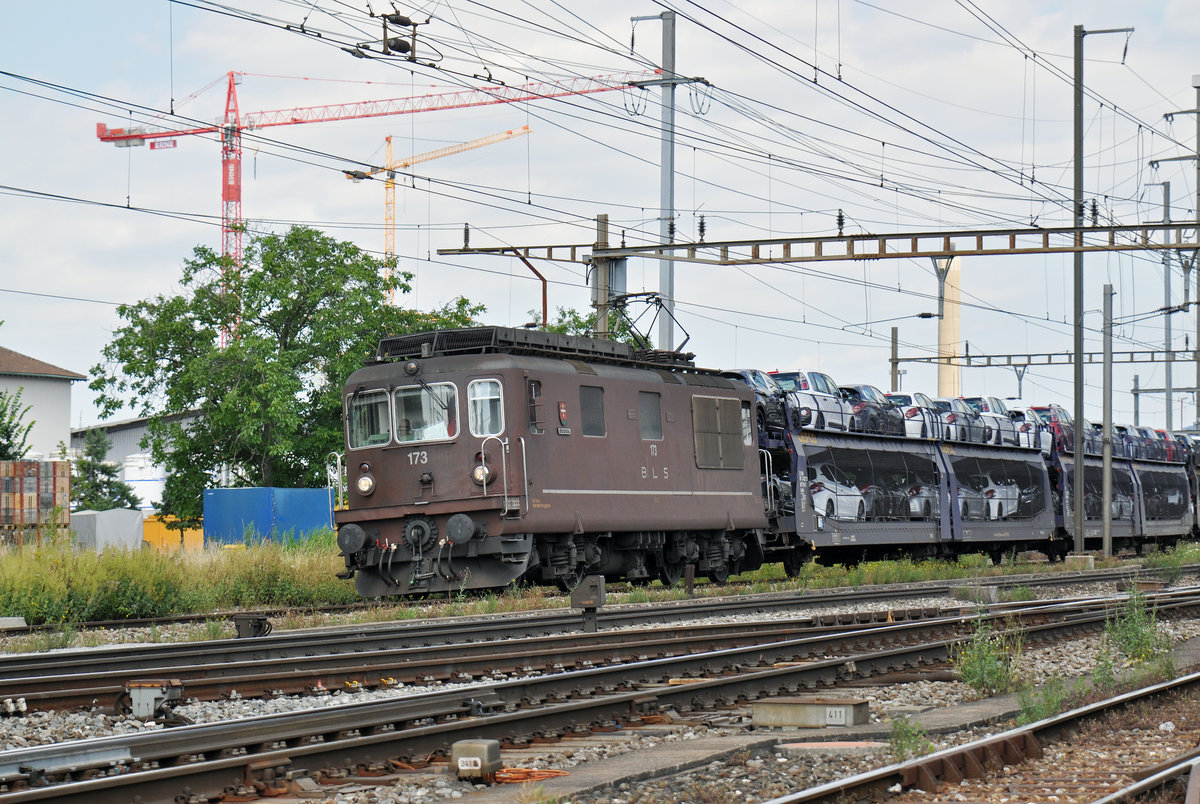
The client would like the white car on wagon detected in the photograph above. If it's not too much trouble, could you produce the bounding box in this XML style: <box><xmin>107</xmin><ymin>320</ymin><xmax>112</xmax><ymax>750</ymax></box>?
<box><xmin>770</xmin><ymin>370</ymin><xmax>853</xmax><ymax>431</ymax></box>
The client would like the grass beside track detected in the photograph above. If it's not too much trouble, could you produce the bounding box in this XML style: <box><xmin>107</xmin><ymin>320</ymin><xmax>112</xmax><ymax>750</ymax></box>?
<box><xmin>0</xmin><ymin>530</ymin><xmax>1196</xmax><ymax>647</ymax></box>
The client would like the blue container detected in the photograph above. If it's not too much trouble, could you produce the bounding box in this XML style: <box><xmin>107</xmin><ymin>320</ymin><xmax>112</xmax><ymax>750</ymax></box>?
<box><xmin>202</xmin><ymin>487</ymin><xmax>334</xmax><ymax>544</ymax></box>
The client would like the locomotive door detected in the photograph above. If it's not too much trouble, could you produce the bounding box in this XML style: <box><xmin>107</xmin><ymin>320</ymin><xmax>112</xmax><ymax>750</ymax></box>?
<box><xmin>468</xmin><ymin>377</ymin><xmax>527</xmax><ymax>516</ymax></box>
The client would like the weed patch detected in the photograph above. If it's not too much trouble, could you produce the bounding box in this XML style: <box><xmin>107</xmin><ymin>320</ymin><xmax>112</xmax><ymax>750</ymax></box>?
<box><xmin>952</xmin><ymin>618</ymin><xmax>1023</xmax><ymax>695</ymax></box>
<box><xmin>888</xmin><ymin>717</ymin><xmax>933</xmax><ymax>761</ymax></box>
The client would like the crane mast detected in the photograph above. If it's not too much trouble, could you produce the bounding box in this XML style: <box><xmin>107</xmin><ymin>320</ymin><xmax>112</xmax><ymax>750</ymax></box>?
<box><xmin>346</xmin><ymin>126</ymin><xmax>531</xmax><ymax>302</ymax></box>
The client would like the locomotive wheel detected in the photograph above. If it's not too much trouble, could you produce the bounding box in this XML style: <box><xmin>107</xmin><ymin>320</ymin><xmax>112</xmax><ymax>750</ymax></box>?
<box><xmin>658</xmin><ymin>560</ymin><xmax>685</xmax><ymax>587</ymax></box>
<box><xmin>706</xmin><ymin>565</ymin><xmax>730</xmax><ymax>584</ymax></box>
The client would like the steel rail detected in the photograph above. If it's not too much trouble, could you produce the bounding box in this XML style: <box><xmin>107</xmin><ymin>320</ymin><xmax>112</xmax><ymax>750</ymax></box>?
<box><xmin>1091</xmin><ymin>756</ymin><xmax>1200</xmax><ymax>804</ymax></box>
<box><xmin>0</xmin><ymin>596</ymin><xmax>1196</xmax><ymax>802</ymax></box>
<box><xmin>4</xmin><ymin>587</ymin><xmax>1196</xmax><ymax>713</ymax></box>
<box><xmin>0</xmin><ymin>564</ymin><xmax>1171</xmax><ymax>681</ymax></box>
<box><xmin>760</xmin><ymin>671</ymin><xmax>1200</xmax><ymax>804</ymax></box>
<box><xmin>2</xmin><ymin>586</ymin><xmax>1197</xmax><ymax>714</ymax></box>
<box><xmin>0</xmin><ymin>607</ymin><xmax>935</xmax><ymax>712</ymax></box>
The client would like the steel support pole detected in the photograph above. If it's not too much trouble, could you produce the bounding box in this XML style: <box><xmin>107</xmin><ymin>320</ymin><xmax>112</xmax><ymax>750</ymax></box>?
<box><xmin>1194</xmin><ymin>75</ymin><xmax>1200</xmax><ymax>427</ymax></box>
<box><xmin>1069</xmin><ymin>24</ymin><xmax>1132</xmax><ymax>553</ymax></box>
<box><xmin>1072</xmin><ymin>24</ymin><xmax>1085</xmax><ymax>553</ymax></box>
<box><xmin>1102</xmin><ymin>284</ymin><xmax>1113</xmax><ymax>558</ymax></box>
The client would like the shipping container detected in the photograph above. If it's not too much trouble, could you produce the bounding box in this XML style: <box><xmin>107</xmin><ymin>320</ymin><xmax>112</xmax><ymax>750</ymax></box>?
<box><xmin>202</xmin><ymin>487</ymin><xmax>334</xmax><ymax>545</ymax></box>
<box><xmin>143</xmin><ymin>516</ymin><xmax>203</xmax><ymax>553</ymax></box>
<box><xmin>0</xmin><ymin>461</ymin><xmax>70</xmax><ymax>529</ymax></box>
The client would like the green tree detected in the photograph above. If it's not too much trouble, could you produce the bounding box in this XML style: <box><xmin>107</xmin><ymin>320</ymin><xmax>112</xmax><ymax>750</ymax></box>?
<box><xmin>0</xmin><ymin>386</ymin><xmax>34</xmax><ymax>460</ymax></box>
<box><xmin>91</xmin><ymin>225</ymin><xmax>482</xmax><ymax>527</ymax></box>
<box><xmin>73</xmin><ymin>429</ymin><xmax>140</xmax><ymax>511</ymax></box>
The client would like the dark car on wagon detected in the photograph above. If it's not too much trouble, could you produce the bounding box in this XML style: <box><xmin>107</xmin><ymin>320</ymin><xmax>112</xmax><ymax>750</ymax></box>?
<box><xmin>838</xmin><ymin>384</ymin><xmax>905</xmax><ymax>435</ymax></box>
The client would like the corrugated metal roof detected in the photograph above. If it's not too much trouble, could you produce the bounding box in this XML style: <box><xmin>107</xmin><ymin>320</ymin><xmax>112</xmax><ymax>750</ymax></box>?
<box><xmin>0</xmin><ymin>346</ymin><xmax>86</xmax><ymax>381</ymax></box>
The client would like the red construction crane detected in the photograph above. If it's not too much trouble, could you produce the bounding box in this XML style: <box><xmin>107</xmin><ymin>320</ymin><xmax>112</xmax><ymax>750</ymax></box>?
<box><xmin>97</xmin><ymin>70</ymin><xmax>657</xmax><ymax>268</ymax></box>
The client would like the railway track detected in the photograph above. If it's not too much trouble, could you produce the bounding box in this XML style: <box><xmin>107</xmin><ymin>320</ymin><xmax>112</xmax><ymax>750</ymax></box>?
<box><xmin>763</xmin><ymin>671</ymin><xmax>1200</xmax><ymax>804</ymax></box>
<box><xmin>0</xmin><ymin>563</ymin><xmax>1173</xmax><ymax>679</ymax></box>
<box><xmin>2</xmin><ymin>585</ymin><xmax>1195</xmax><ymax>714</ymax></box>
<box><xmin>0</xmin><ymin>589</ymin><xmax>1198</xmax><ymax>802</ymax></box>
<box><xmin>0</xmin><ymin>561</ymin><xmax>1181</xmax><ymax>639</ymax></box>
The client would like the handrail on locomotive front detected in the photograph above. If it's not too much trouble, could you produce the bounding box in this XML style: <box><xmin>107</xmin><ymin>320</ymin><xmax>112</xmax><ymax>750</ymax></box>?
<box><xmin>326</xmin><ymin>451</ymin><xmax>345</xmax><ymax>516</ymax></box>
<box><xmin>478</xmin><ymin>435</ymin><xmax>513</xmax><ymax>512</ymax></box>
<box><xmin>518</xmin><ymin>436</ymin><xmax>529</xmax><ymax>516</ymax></box>
<box><xmin>760</xmin><ymin>448</ymin><xmax>774</xmax><ymax>513</ymax></box>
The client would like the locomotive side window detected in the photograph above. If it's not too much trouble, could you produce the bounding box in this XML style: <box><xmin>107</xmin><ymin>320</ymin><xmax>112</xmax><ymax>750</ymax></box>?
<box><xmin>347</xmin><ymin>390</ymin><xmax>392</xmax><ymax>449</ymax></box>
<box><xmin>580</xmin><ymin>385</ymin><xmax>606</xmax><ymax>436</ymax></box>
<box><xmin>692</xmin><ymin>395</ymin><xmax>745</xmax><ymax>469</ymax></box>
<box><xmin>468</xmin><ymin>379</ymin><xmax>505</xmax><ymax>437</ymax></box>
<box><xmin>393</xmin><ymin>382</ymin><xmax>458</xmax><ymax>443</ymax></box>
<box><xmin>638</xmin><ymin>391</ymin><xmax>662</xmax><ymax>440</ymax></box>
<box><xmin>528</xmin><ymin>380</ymin><xmax>544</xmax><ymax>435</ymax></box>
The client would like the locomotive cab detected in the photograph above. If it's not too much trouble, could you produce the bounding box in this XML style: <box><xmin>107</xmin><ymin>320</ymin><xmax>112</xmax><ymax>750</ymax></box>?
<box><xmin>338</xmin><ymin>357</ymin><xmax>534</xmax><ymax>596</ymax></box>
<box><xmin>335</xmin><ymin>327</ymin><xmax>772</xmax><ymax>597</ymax></box>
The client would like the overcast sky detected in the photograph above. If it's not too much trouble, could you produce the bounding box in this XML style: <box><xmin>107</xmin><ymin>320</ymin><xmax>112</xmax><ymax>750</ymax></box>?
<box><xmin>2</xmin><ymin>0</ymin><xmax>1198</xmax><ymax>430</ymax></box>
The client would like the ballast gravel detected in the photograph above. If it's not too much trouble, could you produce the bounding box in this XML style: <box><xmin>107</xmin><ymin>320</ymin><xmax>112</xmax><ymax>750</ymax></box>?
<box><xmin>0</xmin><ymin>576</ymin><xmax>1195</xmax><ymax>803</ymax></box>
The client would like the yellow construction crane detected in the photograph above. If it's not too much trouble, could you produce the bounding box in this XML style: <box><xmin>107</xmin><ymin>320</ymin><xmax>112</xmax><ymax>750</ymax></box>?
<box><xmin>346</xmin><ymin>125</ymin><xmax>531</xmax><ymax>301</ymax></box>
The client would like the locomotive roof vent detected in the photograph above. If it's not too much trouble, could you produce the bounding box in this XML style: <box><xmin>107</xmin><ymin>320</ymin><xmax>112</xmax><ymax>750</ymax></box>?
<box><xmin>374</xmin><ymin>326</ymin><xmax>706</xmax><ymax>372</ymax></box>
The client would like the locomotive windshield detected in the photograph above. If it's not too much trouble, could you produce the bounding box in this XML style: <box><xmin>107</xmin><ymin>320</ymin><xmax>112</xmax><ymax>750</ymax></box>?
<box><xmin>468</xmin><ymin>379</ymin><xmax>504</xmax><ymax>437</ymax></box>
<box><xmin>346</xmin><ymin>390</ymin><xmax>391</xmax><ymax>448</ymax></box>
<box><xmin>394</xmin><ymin>382</ymin><xmax>458</xmax><ymax>443</ymax></box>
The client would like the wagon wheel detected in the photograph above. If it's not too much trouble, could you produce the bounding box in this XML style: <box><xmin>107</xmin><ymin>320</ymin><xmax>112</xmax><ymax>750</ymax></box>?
<box><xmin>782</xmin><ymin>548</ymin><xmax>810</xmax><ymax>578</ymax></box>
<box><xmin>657</xmin><ymin>559</ymin><xmax>685</xmax><ymax>587</ymax></box>
<box><xmin>706</xmin><ymin>565</ymin><xmax>730</xmax><ymax>584</ymax></box>
<box><xmin>556</xmin><ymin>564</ymin><xmax>586</xmax><ymax>594</ymax></box>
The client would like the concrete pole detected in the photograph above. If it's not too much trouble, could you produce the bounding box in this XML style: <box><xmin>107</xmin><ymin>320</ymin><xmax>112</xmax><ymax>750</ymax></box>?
<box><xmin>1102</xmin><ymin>284</ymin><xmax>1113</xmax><ymax>558</ymax></box>
<box><xmin>594</xmin><ymin>214</ymin><xmax>610</xmax><ymax>337</ymax></box>
<box><xmin>932</xmin><ymin>255</ymin><xmax>962</xmax><ymax>397</ymax></box>
<box><xmin>657</xmin><ymin>11</ymin><xmax>677</xmax><ymax>351</ymax></box>
<box><xmin>1133</xmin><ymin>374</ymin><xmax>1140</xmax><ymax>426</ymax></box>
<box><xmin>890</xmin><ymin>327</ymin><xmax>899</xmax><ymax>392</ymax></box>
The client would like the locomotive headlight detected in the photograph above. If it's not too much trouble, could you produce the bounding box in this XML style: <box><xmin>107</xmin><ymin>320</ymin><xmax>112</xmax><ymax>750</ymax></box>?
<box><xmin>356</xmin><ymin>474</ymin><xmax>377</xmax><ymax>495</ymax></box>
<box><xmin>471</xmin><ymin>464</ymin><xmax>492</xmax><ymax>485</ymax></box>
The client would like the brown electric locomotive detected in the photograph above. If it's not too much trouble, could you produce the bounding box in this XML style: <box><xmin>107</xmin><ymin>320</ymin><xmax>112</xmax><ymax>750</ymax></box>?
<box><xmin>335</xmin><ymin>326</ymin><xmax>771</xmax><ymax>596</ymax></box>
